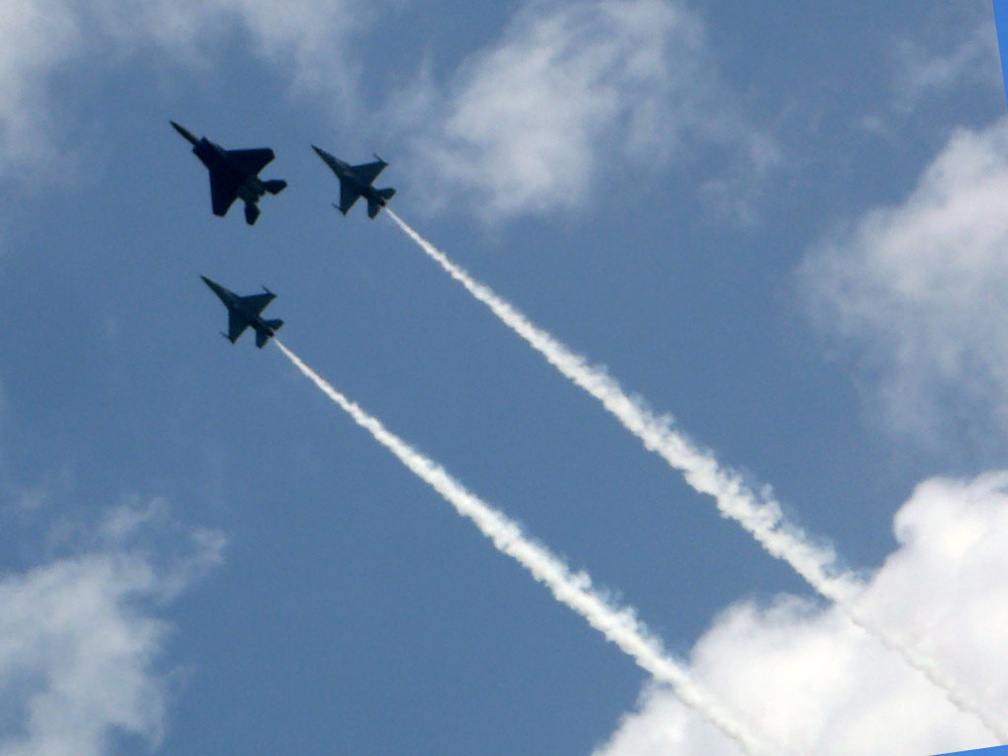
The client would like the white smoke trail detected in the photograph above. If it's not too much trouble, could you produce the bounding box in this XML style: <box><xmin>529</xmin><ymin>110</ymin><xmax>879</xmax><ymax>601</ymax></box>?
<box><xmin>274</xmin><ymin>339</ymin><xmax>777</xmax><ymax>756</ymax></box>
<box><xmin>383</xmin><ymin>210</ymin><xmax>1008</xmax><ymax>740</ymax></box>
<box><xmin>384</xmin><ymin>210</ymin><xmax>852</xmax><ymax>597</ymax></box>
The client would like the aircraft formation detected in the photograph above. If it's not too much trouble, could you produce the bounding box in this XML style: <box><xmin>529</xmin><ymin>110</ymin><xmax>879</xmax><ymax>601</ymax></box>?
<box><xmin>173</xmin><ymin>108</ymin><xmax>1008</xmax><ymax>750</ymax></box>
<box><xmin>173</xmin><ymin>122</ymin><xmax>395</xmax><ymax>345</ymax></box>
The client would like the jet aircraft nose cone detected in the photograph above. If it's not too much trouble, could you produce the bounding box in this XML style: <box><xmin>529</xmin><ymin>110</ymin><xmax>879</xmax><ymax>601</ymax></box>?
<box><xmin>312</xmin><ymin>144</ymin><xmax>337</xmax><ymax>161</ymax></box>
<box><xmin>171</xmin><ymin>121</ymin><xmax>199</xmax><ymax>146</ymax></box>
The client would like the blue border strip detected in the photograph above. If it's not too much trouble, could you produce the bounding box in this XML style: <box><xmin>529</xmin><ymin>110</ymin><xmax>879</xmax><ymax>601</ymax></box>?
<box><xmin>994</xmin><ymin>0</ymin><xmax>1008</xmax><ymax>108</ymax></box>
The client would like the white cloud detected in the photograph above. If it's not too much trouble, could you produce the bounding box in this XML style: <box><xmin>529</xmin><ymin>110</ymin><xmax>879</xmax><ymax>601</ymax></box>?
<box><xmin>394</xmin><ymin>0</ymin><xmax>772</xmax><ymax>219</ymax></box>
<box><xmin>0</xmin><ymin>0</ymin><xmax>83</xmax><ymax>170</ymax></box>
<box><xmin>0</xmin><ymin>0</ymin><xmax>772</xmax><ymax>218</ymax></box>
<box><xmin>799</xmin><ymin>120</ymin><xmax>1008</xmax><ymax>447</ymax></box>
<box><xmin>0</xmin><ymin>0</ymin><xmax>375</xmax><ymax>176</ymax></box>
<box><xmin>594</xmin><ymin>472</ymin><xmax>1008</xmax><ymax>756</ymax></box>
<box><xmin>0</xmin><ymin>501</ymin><xmax>225</xmax><ymax>756</ymax></box>
<box><xmin>129</xmin><ymin>0</ymin><xmax>377</xmax><ymax>101</ymax></box>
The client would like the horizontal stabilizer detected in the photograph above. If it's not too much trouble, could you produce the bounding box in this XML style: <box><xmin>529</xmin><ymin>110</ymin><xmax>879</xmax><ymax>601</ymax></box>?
<box><xmin>263</xmin><ymin>179</ymin><xmax>287</xmax><ymax>195</ymax></box>
<box><xmin>367</xmin><ymin>189</ymin><xmax>395</xmax><ymax>219</ymax></box>
<box><xmin>256</xmin><ymin>320</ymin><xmax>283</xmax><ymax>348</ymax></box>
<box><xmin>244</xmin><ymin>202</ymin><xmax>261</xmax><ymax>225</ymax></box>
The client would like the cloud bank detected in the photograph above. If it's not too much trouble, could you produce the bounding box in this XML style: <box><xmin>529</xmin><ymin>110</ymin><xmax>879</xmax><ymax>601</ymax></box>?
<box><xmin>0</xmin><ymin>501</ymin><xmax>225</xmax><ymax>756</ymax></box>
<box><xmin>394</xmin><ymin>0</ymin><xmax>773</xmax><ymax>219</ymax></box>
<box><xmin>800</xmin><ymin>120</ymin><xmax>1008</xmax><ymax>447</ymax></box>
<box><xmin>595</xmin><ymin>472</ymin><xmax>1008</xmax><ymax>756</ymax></box>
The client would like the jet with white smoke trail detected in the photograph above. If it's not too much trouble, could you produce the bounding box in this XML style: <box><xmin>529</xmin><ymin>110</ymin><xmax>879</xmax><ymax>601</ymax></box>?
<box><xmin>272</xmin><ymin>338</ymin><xmax>778</xmax><ymax>756</ymax></box>
<box><xmin>312</xmin><ymin>145</ymin><xmax>396</xmax><ymax>219</ymax></box>
<box><xmin>201</xmin><ymin>276</ymin><xmax>284</xmax><ymax>349</ymax></box>
<box><xmin>381</xmin><ymin>209</ymin><xmax>1008</xmax><ymax>741</ymax></box>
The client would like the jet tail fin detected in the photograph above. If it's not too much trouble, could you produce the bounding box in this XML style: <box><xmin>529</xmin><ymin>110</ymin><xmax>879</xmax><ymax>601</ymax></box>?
<box><xmin>263</xmin><ymin>179</ymin><xmax>287</xmax><ymax>195</ymax></box>
<box><xmin>367</xmin><ymin>188</ymin><xmax>396</xmax><ymax>219</ymax></box>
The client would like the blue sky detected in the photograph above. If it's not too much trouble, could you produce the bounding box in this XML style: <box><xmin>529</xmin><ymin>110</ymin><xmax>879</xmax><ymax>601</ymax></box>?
<box><xmin>2</xmin><ymin>1</ymin><xmax>1008</xmax><ymax>754</ymax></box>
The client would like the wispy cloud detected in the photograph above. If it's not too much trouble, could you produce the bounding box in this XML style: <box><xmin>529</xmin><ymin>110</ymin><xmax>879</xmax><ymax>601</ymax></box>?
<box><xmin>0</xmin><ymin>0</ymin><xmax>83</xmax><ymax>171</ymax></box>
<box><xmin>799</xmin><ymin>120</ymin><xmax>1008</xmax><ymax>450</ymax></box>
<box><xmin>889</xmin><ymin>9</ymin><xmax>999</xmax><ymax>115</ymax></box>
<box><xmin>0</xmin><ymin>0</ymin><xmax>377</xmax><ymax>176</ymax></box>
<box><xmin>391</xmin><ymin>0</ymin><xmax>774</xmax><ymax>220</ymax></box>
<box><xmin>0</xmin><ymin>500</ymin><xmax>225</xmax><ymax>756</ymax></box>
<box><xmin>595</xmin><ymin>472</ymin><xmax>1008</xmax><ymax>756</ymax></box>
<box><xmin>0</xmin><ymin>0</ymin><xmax>776</xmax><ymax>220</ymax></box>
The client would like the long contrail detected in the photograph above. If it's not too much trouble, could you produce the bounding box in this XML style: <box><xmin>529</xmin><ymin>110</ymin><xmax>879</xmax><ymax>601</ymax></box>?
<box><xmin>382</xmin><ymin>210</ymin><xmax>1008</xmax><ymax>740</ymax></box>
<box><xmin>383</xmin><ymin>210</ymin><xmax>853</xmax><ymax>597</ymax></box>
<box><xmin>274</xmin><ymin>339</ymin><xmax>777</xmax><ymax>756</ymax></box>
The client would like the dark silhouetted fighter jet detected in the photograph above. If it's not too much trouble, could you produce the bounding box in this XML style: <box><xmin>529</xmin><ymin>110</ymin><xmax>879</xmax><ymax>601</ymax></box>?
<box><xmin>311</xmin><ymin>145</ymin><xmax>395</xmax><ymax>219</ymax></box>
<box><xmin>201</xmin><ymin>276</ymin><xmax>283</xmax><ymax>348</ymax></box>
<box><xmin>172</xmin><ymin>121</ymin><xmax>287</xmax><ymax>225</ymax></box>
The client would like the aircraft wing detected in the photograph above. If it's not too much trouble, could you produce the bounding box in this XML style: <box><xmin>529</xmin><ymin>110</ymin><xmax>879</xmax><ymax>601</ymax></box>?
<box><xmin>227</xmin><ymin>311</ymin><xmax>251</xmax><ymax>343</ymax></box>
<box><xmin>352</xmin><ymin>160</ymin><xmax>386</xmax><ymax>186</ymax></box>
<box><xmin>227</xmin><ymin>148</ymin><xmax>275</xmax><ymax>176</ymax></box>
<box><xmin>209</xmin><ymin>170</ymin><xmax>241</xmax><ymax>216</ymax></box>
<box><xmin>339</xmin><ymin>181</ymin><xmax>363</xmax><ymax>214</ymax></box>
<box><xmin>239</xmin><ymin>292</ymin><xmax>276</xmax><ymax>315</ymax></box>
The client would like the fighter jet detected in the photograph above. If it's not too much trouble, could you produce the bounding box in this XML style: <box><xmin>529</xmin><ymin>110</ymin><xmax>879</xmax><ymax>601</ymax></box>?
<box><xmin>201</xmin><ymin>276</ymin><xmax>283</xmax><ymax>348</ymax></box>
<box><xmin>172</xmin><ymin>121</ymin><xmax>287</xmax><ymax>225</ymax></box>
<box><xmin>311</xmin><ymin>144</ymin><xmax>395</xmax><ymax>219</ymax></box>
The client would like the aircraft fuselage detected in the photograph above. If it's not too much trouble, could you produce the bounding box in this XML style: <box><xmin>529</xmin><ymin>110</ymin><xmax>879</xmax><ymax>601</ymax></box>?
<box><xmin>193</xmin><ymin>139</ymin><xmax>268</xmax><ymax>205</ymax></box>
<box><xmin>172</xmin><ymin>121</ymin><xmax>286</xmax><ymax>225</ymax></box>
<box><xmin>318</xmin><ymin>150</ymin><xmax>381</xmax><ymax>201</ymax></box>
